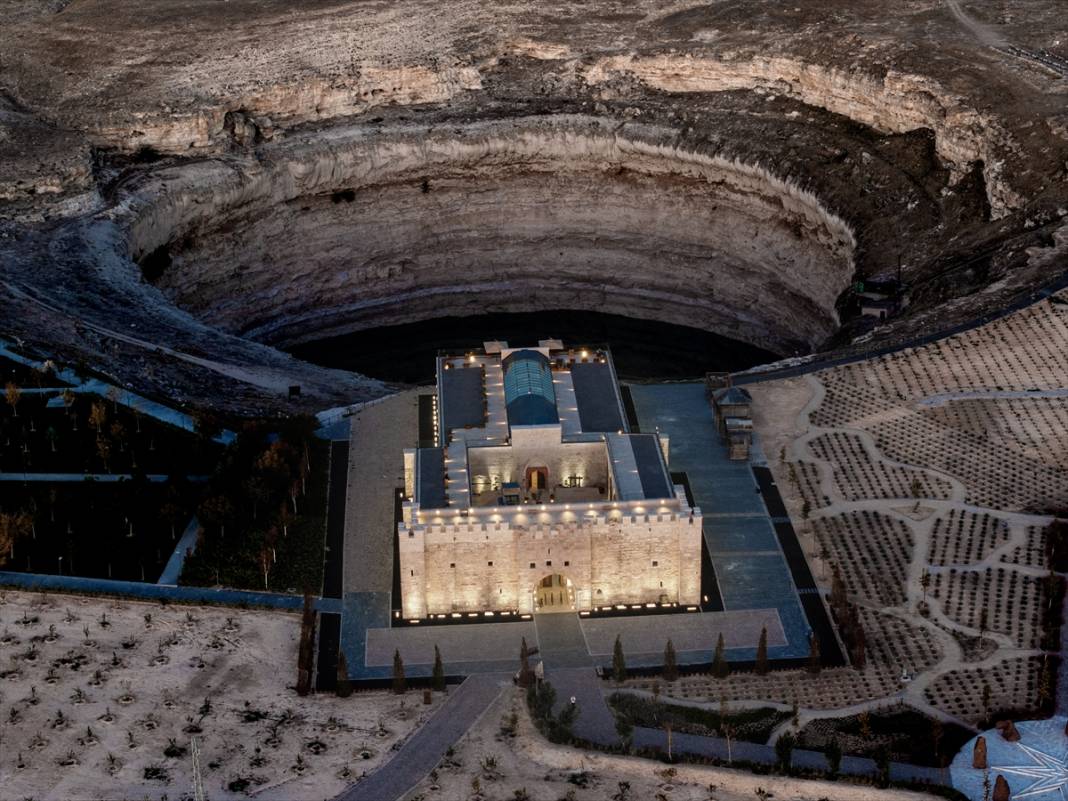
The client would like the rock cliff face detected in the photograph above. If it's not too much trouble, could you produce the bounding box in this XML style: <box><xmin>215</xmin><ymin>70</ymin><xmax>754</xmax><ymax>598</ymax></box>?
<box><xmin>125</xmin><ymin>117</ymin><xmax>855</xmax><ymax>356</ymax></box>
<box><xmin>0</xmin><ymin>0</ymin><xmax>1065</xmax><ymax>414</ymax></box>
<box><xmin>584</xmin><ymin>54</ymin><xmax>1021</xmax><ymax>217</ymax></box>
<box><xmin>88</xmin><ymin>65</ymin><xmax>483</xmax><ymax>154</ymax></box>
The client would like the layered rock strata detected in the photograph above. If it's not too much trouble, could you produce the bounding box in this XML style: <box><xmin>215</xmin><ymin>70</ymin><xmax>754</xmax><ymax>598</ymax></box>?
<box><xmin>130</xmin><ymin>117</ymin><xmax>855</xmax><ymax>356</ymax></box>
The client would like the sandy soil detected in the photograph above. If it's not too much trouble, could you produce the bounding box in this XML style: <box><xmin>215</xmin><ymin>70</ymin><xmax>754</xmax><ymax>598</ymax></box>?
<box><xmin>0</xmin><ymin>590</ymin><xmax>442</xmax><ymax>800</ymax></box>
<box><xmin>402</xmin><ymin>686</ymin><xmax>941</xmax><ymax>801</ymax></box>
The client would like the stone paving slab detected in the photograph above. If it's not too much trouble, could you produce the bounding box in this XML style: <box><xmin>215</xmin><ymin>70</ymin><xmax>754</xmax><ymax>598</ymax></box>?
<box><xmin>627</xmin><ymin>383</ymin><xmax>813</xmax><ymax>660</ymax></box>
<box><xmin>704</xmin><ymin>515</ymin><xmax>780</xmax><ymax>553</ymax></box>
<box><xmin>547</xmin><ymin>666</ymin><xmax>620</xmax><ymax>746</ymax></box>
<box><xmin>711</xmin><ymin>553</ymin><xmax>797</xmax><ymax>611</ymax></box>
<box><xmin>580</xmin><ymin>608</ymin><xmax>785</xmax><ymax>656</ymax></box>
<box><xmin>535</xmin><ymin>612</ymin><xmax>593</xmax><ymax>669</ymax></box>
<box><xmin>365</xmin><ymin>620</ymin><xmax>536</xmax><ymax>667</ymax></box>
<box><xmin>343</xmin><ymin>395</ymin><xmax>416</xmax><ymax>596</ymax></box>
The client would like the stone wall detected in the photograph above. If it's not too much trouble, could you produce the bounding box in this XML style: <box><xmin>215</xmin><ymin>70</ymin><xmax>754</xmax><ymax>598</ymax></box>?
<box><xmin>468</xmin><ymin>427</ymin><xmax>610</xmax><ymax>492</ymax></box>
<box><xmin>398</xmin><ymin>510</ymin><xmax>702</xmax><ymax>618</ymax></box>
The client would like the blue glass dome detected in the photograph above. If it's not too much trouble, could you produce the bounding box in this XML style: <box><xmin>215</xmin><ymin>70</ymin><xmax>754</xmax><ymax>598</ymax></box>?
<box><xmin>502</xmin><ymin>349</ymin><xmax>559</xmax><ymax>426</ymax></box>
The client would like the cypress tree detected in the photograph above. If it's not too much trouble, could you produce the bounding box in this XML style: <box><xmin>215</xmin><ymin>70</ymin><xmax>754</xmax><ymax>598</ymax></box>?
<box><xmin>806</xmin><ymin>633</ymin><xmax>821</xmax><ymax>675</ymax></box>
<box><xmin>774</xmin><ymin>732</ymin><xmax>795</xmax><ymax>773</ymax></box>
<box><xmin>518</xmin><ymin>637</ymin><xmax>534</xmax><ymax>688</ymax></box>
<box><xmin>431</xmin><ymin>645</ymin><xmax>445</xmax><ymax>692</ymax></box>
<box><xmin>712</xmin><ymin>632</ymin><xmax>729</xmax><ymax>679</ymax></box>
<box><xmin>392</xmin><ymin>648</ymin><xmax>406</xmax><ymax>695</ymax></box>
<box><xmin>336</xmin><ymin>651</ymin><xmax>353</xmax><ymax>698</ymax></box>
<box><xmin>612</xmin><ymin>635</ymin><xmax>626</xmax><ymax>683</ymax></box>
<box><xmin>755</xmin><ymin>626</ymin><xmax>769</xmax><ymax>676</ymax></box>
<box><xmin>662</xmin><ymin>639</ymin><xmax>678</xmax><ymax>683</ymax></box>
<box><xmin>825</xmin><ymin>737</ymin><xmax>842</xmax><ymax>779</ymax></box>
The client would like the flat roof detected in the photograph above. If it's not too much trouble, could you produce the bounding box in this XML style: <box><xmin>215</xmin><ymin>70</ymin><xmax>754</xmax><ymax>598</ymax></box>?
<box><xmin>607</xmin><ymin>433</ymin><xmax>673</xmax><ymax>501</ymax></box>
<box><xmin>440</xmin><ymin>365</ymin><xmax>485</xmax><ymax>433</ymax></box>
<box><xmin>630</xmin><ymin>433</ymin><xmax>673</xmax><ymax>499</ymax></box>
<box><xmin>570</xmin><ymin>361</ymin><xmax>626</xmax><ymax>433</ymax></box>
<box><xmin>416</xmin><ymin>447</ymin><xmax>447</xmax><ymax>509</ymax></box>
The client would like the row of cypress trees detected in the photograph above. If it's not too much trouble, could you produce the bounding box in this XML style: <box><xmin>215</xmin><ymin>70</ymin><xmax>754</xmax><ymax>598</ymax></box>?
<box><xmin>609</xmin><ymin>624</ymin><xmax>783</xmax><ymax>683</ymax></box>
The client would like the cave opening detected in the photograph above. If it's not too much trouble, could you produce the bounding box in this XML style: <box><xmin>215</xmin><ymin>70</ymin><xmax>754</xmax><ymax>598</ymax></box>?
<box><xmin>287</xmin><ymin>310</ymin><xmax>777</xmax><ymax>384</ymax></box>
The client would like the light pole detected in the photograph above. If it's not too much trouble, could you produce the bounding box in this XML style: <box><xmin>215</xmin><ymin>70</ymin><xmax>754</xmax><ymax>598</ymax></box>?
<box><xmin>57</xmin><ymin>555</ymin><xmax>63</xmax><ymax>576</ymax></box>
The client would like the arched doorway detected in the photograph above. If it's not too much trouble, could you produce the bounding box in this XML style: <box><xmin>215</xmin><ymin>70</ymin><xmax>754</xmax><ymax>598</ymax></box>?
<box><xmin>526</xmin><ymin>466</ymin><xmax>549</xmax><ymax>492</ymax></box>
<box><xmin>534</xmin><ymin>574</ymin><xmax>575</xmax><ymax>612</ymax></box>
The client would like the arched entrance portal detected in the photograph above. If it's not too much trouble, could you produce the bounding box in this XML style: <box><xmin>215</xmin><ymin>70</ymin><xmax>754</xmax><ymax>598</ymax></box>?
<box><xmin>526</xmin><ymin>466</ymin><xmax>549</xmax><ymax>492</ymax></box>
<box><xmin>534</xmin><ymin>574</ymin><xmax>576</xmax><ymax>613</ymax></box>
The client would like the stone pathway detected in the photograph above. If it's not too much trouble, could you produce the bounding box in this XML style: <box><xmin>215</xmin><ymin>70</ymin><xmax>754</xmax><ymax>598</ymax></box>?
<box><xmin>613</xmin><ymin>369</ymin><xmax>1064</xmax><ymax>790</ymax></box>
<box><xmin>0</xmin><ymin>338</ymin><xmax>237</xmax><ymax>444</ymax></box>
<box><xmin>335</xmin><ymin>673</ymin><xmax>511</xmax><ymax>801</ymax></box>
<box><xmin>0</xmin><ymin>472</ymin><xmax>205</xmax><ymax>482</ymax></box>
<box><xmin>533</xmin><ymin>612</ymin><xmax>622</xmax><ymax>748</ymax></box>
<box><xmin>156</xmin><ymin>516</ymin><xmax>200</xmax><ymax>585</ymax></box>
<box><xmin>790</xmin><ymin>374</ymin><xmax>1057</xmax><ymax>729</ymax></box>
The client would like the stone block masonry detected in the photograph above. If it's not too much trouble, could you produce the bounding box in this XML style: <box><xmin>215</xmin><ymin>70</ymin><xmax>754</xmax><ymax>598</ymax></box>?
<box><xmin>399</xmin><ymin>509</ymin><xmax>702</xmax><ymax>618</ymax></box>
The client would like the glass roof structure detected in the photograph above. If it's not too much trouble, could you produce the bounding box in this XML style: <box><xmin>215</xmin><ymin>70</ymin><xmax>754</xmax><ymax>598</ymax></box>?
<box><xmin>502</xmin><ymin>349</ymin><xmax>559</xmax><ymax>426</ymax></box>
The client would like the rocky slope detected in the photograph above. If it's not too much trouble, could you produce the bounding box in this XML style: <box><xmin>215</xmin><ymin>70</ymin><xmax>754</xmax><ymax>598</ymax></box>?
<box><xmin>0</xmin><ymin>0</ymin><xmax>1065</xmax><ymax>413</ymax></box>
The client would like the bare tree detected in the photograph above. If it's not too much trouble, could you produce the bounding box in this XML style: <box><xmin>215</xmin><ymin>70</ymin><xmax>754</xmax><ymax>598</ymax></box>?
<box><xmin>0</xmin><ymin>511</ymin><xmax>33</xmax><ymax>566</ymax></box>
<box><xmin>5</xmin><ymin>382</ymin><xmax>21</xmax><ymax>418</ymax></box>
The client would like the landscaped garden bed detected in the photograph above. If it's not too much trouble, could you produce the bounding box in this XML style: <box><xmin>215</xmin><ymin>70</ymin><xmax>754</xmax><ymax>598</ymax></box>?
<box><xmin>795</xmin><ymin>705</ymin><xmax>972</xmax><ymax>768</ymax></box>
<box><xmin>179</xmin><ymin>418</ymin><xmax>329</xmax><ymax>594</ymax></box>
<box><xmin>608</xmin><ymin>691</ymin><xmax>791</xmax><ymax>744</ymax></box>
<box><xmin>1</xmin><ymin>354</ymin><xmax>71</xmax><ymax>389</ymax></box>
<box><xmin>0</xmin><ymin>478</ymin><xmax>194</xmax><ymax>581</ymax></box>
<box><xmin>0</xmin><ymin>390</ymin><xmax>221</xmax><ymax>474</ymax></box>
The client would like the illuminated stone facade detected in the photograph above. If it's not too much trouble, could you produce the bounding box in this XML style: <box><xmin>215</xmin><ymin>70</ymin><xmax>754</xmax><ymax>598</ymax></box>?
<box><xmin>397</xmin><ymin>340</ymin><xmax>703</xmax><ymax>619</ymax></box>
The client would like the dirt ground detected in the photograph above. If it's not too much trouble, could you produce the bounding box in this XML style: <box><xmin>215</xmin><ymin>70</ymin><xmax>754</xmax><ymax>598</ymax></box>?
<box><xmin>0</xmin><ymin>590</ymin><xmax>442</xmax><ymax>800</ymax></box>
<box><xmin>402</xmin><ymin>686</ymin><xmax>942</xmax><ymax>801</ymax></box>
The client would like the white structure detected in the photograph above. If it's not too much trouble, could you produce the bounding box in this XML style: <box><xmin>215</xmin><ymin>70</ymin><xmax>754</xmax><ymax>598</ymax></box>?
<box><xmin>398</xmin><ymin>340</ymin><xmax>703</xmax><ymax>619</ymax></box>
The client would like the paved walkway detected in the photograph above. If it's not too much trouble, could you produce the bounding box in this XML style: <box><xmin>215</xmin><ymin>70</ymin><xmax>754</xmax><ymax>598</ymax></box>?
<box><xmin>536</xmin><ymin>612</ymin><xmax>593</xmax><ymax>670</ymax></box>
<box><xmin>534</xmin><ymin>612</ymin><xmax>621</xmax><ymax>748</ymax></box>
<box><xmin>157</xmin><ymin>516</ymin><xmax>200</xmax><ymax>585</ymax></box>
<box><xmin>627</xmin><ymin>383</ymin><xmax>812</xmax><ymax>660</ymax></box>
<box><xmin>789</xmin><ymin>373</ymin><xmax>1057</xmax><ymax>731</ymax></box>
<box><xmin>916</xmin><ymin>388</ymin><xmax>1068</xmax><ymax>407</ymax></box>
<box><xmin>335</xmin><ymin>673</ymin><xmax>510</xmax><ymax>801</ymax></box>
<box><xmin>0</xmin><ymin>339</ymin><xmax>235</xmax><ymax>444</ymax></box>
<box><xmin>0</xmin><ymin>472</ymin><xmax>208</xmax><ymax>482</ymax></box>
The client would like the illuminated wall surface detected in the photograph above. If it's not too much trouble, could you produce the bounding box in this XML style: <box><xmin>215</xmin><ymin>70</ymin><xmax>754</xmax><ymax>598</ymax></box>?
<box><xmin>398</xmin><ymin>342</ymin><xmax>702</xmax><ymax>618</ymax></box>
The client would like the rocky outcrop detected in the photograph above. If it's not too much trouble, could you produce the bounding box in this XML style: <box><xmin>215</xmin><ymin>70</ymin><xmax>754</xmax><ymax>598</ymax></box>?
<box><xmin>87</xmin><ymin>65</ymin><xmax>482</xmax><ymax>155</ymax></box>
<box><xmin>584</xmin><ymin>54</ymin><xmax>1022</xmax><ymax>217</ymax></box>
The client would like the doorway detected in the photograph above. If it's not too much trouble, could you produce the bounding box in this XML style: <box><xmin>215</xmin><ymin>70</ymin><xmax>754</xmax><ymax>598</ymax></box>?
<box><xmin>534</xmin><ymin>574</ymin><xmax>575</xmax><ymax>612</ymax></box>
<box><xmin>526</xmin><ymin>466</ymin><xmax>549</xmax><ymax>492</ymax></box>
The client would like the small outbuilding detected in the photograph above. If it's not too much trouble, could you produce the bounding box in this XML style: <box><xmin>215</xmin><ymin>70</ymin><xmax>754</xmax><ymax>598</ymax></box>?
<box><xmin>708</xmin><ymin>379</ymin><xmax>753</xmax><ymax>461</ymax></box>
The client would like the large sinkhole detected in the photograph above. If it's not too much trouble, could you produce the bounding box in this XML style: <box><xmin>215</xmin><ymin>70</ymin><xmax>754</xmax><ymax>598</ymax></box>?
<box><xmin>288</xmin><ymin>311</ymin><xmax>777</xmax><ymax>383</ymax></box>
<box><xmin>129</xmin><ymin>115</ymin><xmax>857</xmax><ymax>382</ymax></box>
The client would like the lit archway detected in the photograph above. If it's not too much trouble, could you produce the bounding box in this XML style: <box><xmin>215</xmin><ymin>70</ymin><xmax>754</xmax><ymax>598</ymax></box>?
<box><xmin>534</xmin><ymin>574</ymin><xmax>575</xmax><ymax>613</ymax></box>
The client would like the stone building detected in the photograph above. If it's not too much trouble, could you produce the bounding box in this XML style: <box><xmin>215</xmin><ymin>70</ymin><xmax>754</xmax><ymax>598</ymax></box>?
<box><xmin>709</xmin><ymin>383</ymin><xmax>753</xmax><ymax>461</ymax></box>
<box><xmin>398</xmin><ymin>340</ymin><xmax>703</xmax><ymax>619</ymax></box>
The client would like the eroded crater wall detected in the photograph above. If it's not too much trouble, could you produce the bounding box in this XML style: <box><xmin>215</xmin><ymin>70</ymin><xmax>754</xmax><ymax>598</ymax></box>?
<box><xmin>125</xmin><ymin>117</ymin><xmax>856</xmax><ymax>356</ymax></box>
